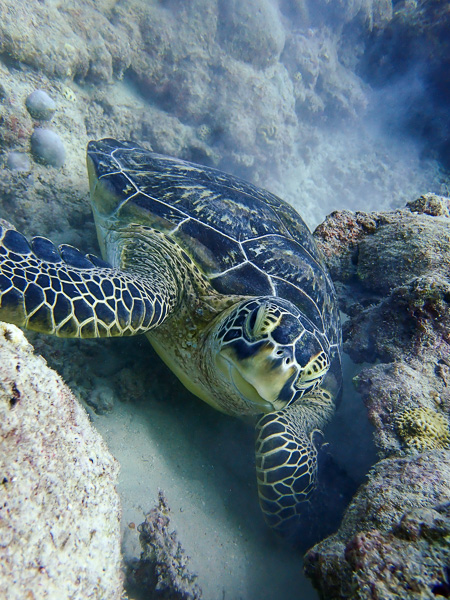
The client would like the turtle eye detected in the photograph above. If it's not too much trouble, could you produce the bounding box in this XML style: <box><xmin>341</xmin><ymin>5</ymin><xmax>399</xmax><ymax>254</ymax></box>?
<box><xmin>245</xmin><ymin>303</ymin><xmax>281</xmax><ymax>340</ymax></box>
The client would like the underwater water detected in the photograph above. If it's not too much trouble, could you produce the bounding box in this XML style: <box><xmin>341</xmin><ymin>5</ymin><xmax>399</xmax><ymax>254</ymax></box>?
<box><xmin>0</xmin><ymin>1</ymin><xmax>449</xmax><ymax>599</ymax></box>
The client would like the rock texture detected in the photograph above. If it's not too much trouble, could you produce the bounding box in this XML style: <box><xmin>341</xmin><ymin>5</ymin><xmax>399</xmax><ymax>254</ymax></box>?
<box><xmin>0</xmin><ymin>321</ymin><xmax>123</xmax><ymax>600</ymax></box>
<box><xmin>305</xmin><ymin>194</ymin><xmax>450</xmax><ymax>599</ymax></box>
<box><xmin>0</xmin><ymin>0</ymin><xmax>442</xmax><ymax>244</ymax></box>
<box><xmin>305</xmin><ymin>454</ymin><xmax>450</xmax><ymax>600</ymax></box>
<box><xmin>127</xmin><ymin>490</ymin><xmax>202</xmax><ymax>600</ymax></box>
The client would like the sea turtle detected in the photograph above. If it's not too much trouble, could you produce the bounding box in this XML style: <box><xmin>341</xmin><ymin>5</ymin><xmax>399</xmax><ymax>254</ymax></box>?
<box><xmin>0</xmin><ymin>138</ymin><xmax>342</xmax><ymax>534</ymax></box>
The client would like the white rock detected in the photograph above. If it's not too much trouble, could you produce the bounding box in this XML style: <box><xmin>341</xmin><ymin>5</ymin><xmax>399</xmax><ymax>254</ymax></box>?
<box><xmin>0</xmin><ymin>322</ymin><xmax>123</xmax><ymax>600</ymax></box>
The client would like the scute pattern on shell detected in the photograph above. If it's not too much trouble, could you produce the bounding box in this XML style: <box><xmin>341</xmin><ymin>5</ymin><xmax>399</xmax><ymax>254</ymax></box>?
<box><xmin>87</xmin><ymin>139</ymin><xmax>342</xmax><ymax>370</ymax></box>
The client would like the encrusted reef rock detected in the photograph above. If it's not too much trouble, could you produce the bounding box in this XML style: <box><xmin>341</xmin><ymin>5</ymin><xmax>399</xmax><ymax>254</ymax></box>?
<box><xmin>126</xmin><ymin>490</ymin><xmax>202</xmax><ymax>600</ymax></box>
<box><xmin>217</xmin><ymin>0</ymin><xmax>286</xmax><ymax>69</ymax></box>
<box><xmin>0</xmin><ymin>322</ymin><xmax>123</xmax><ymax>600</ymax></box>
<box><xmin>305</xmin><ymin>454</ymin><xmax>450</xmax><ymax>600</ymax></box>
<box><xmin>305</xmin><ymin>194</ymin><xmax>450</xmax><ymax>599</ymax></box>
<box><xmin>0</xmin><ymin>0</ymin><xmax>414</xmax><ymax>230</ymax></box>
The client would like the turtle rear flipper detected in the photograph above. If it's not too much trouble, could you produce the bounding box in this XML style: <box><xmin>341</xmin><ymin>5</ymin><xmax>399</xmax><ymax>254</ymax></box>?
<box><xmin>255</xmin><ymin>388</ymin><xmax>335</xmax><ymax>534</ymax></box>
<box><xmin>0</xmin><ymin>225</ymin><xmax>175</xmax><ymax>338</ymax></box>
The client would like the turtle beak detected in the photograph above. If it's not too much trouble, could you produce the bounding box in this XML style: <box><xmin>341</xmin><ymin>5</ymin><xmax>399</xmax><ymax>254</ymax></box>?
<box><xmin>87</xmin><ymin>155</ymin><xmax>124</xmax><ymax>219</ymax></box>
<box><xmin>217</xmin><ymin>354</ymin><xmax>273</xmax><ymax>411</ymax></box>
<box><xmin>217</xmin><ymin>343</ymin><xmax>297</xmax><ymax>411</ymax></box>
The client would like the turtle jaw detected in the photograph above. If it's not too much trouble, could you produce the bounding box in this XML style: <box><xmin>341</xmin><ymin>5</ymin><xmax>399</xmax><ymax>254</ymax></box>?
<box><xmin>87</xmin><ymin>153</ymin><xmax>124</xmax><ymax>221</ymax></box>
<box><xmin>216</xmin><ymin>353</ymin><xmax>273</xmax><ymax>412</ymax></box>
<box><xmin>216</xmin><ymin>343</ymin><xmax>298</xmax><ymax>412</ymax></box>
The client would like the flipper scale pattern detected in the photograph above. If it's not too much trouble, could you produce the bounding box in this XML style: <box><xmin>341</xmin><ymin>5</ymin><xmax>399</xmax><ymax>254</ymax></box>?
<box><xmin>0</xmin><ymin>226</ymin><xmax>171</xmax><ymax>337</ymax></box>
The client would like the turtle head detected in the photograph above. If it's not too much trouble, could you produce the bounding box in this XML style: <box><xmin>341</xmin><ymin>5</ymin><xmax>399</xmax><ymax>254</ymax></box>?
<box><xmin>212</xmin><ymin>297</ymin><xmax>330</xmax><ymax>412</ymax></box>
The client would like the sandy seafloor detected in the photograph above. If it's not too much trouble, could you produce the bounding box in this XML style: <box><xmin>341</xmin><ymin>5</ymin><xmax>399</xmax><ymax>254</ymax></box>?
<box><xmin>93</xmin><ymin>341</ymin><xmax>318</xmax><ymax>600</ymax></box>
<box><xmin>95</xmin><ymin>384</ymin><xmax>316</xmax><ymax>600</ymax></box>
<box><xmin>50</xmin><ymin>330</ymin><xmax>373</xmax><ymax>600</ymax></box>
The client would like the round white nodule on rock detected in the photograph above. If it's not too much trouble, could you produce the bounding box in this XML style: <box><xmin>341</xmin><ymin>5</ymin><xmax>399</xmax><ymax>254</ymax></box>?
<box><xmin>30</xmin><ymin>128</ymin><xmax>66</xmax><ymax>168</ymax></box>
<box><xmin>6</xmin><ymin>152</ymin><xmax>31</xmax><ymax>172</ymax></box>
<box><xmin>25</xmin><ymin>89</ymin><xmax>56</xmax><ymax>121</ymax></box>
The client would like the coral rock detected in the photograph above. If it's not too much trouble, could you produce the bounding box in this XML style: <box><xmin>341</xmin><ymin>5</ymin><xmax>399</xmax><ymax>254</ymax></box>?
<box><xmin>395</xmin><ymin>406</ymin><xmax>450</xmax><ymax>452</ymax></box>
<box><xmin>307</xmin><ymin>197</ymin><xmax>450</xmax><ymax>599</ymax></box>
<box><xmin>127</xmin><ymin>490</ymin><xmax>202</xmax><ymax>600</ymax></box>
<box><xmin>217</xmin><ymin>0</ymin><xmax>286</xmax><ymax>69</ymax></box>
<box><xmin>0</xmin><ymin>322</ymin><xmax>123</xmax><ymax>600</ymax></box>
<box><xmin>305</xmin><ymin>453</ymin><xmax>450</xmax><ymax>600</ymax></box>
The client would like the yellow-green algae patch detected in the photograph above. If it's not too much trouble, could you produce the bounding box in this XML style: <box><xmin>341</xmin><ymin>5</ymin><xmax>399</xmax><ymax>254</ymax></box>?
<box><xmin>395</xmin><ymin>406</ymin><xmax>450</xmax><ymax>452</ymax></box>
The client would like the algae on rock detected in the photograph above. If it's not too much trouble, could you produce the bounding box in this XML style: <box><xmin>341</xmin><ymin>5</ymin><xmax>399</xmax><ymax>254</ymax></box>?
<box><xmin>126</xmin><ymin>490</ymin><xmax>202</xmax><ymax>600</ymax></box>
<box><xmin>305</xmin><ymin>194</ymin><xmax>450</xmax><ymax>599</ymax></box>
<box><xmin>0</xmin><ymin>322</ymin><xmax>123</xmax><ymax>600</ymax></box>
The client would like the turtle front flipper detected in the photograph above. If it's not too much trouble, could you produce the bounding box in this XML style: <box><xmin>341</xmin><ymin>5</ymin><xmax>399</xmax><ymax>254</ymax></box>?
<box><xmin>0</xmin><ymin>225</ymin><xmax>176</xmax><ymax>337</ymax></box>
<box><xmin>255</xmin><ymin>388</ymin><xmax>335</xmax><ymax>535</ymax></box>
